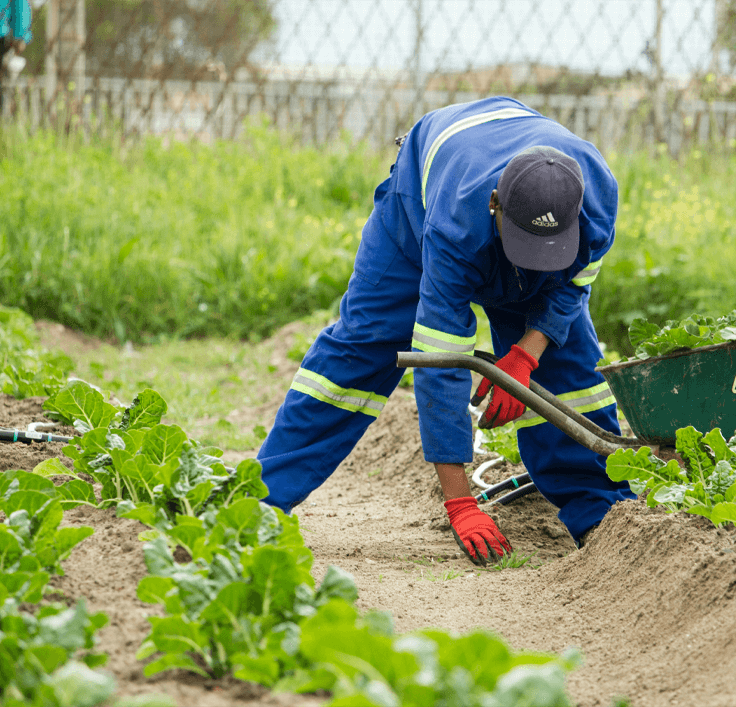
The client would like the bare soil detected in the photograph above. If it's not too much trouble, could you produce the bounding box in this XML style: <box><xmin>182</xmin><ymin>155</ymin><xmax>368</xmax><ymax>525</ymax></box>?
<box><xmin>3</xmin><ymin>322</ymin><xmax>734</xmax><ymax>707</ymax></box>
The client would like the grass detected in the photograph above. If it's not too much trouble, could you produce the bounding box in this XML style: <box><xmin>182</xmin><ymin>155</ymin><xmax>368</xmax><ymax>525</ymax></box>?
<box><xmin>59</xmin><ymin>333</ymin><xmax>289</xmax><ymax>451</ymax></box>
<box><xmin>477</xmin><ymin>549</ymin><xmax>542</xmax><ymax>572</ymax></box>
<box><xmin>0</xmin><ymin>118</ymin><xmax>389</xmax><ymax>344</ymax></box>
<box><xmin>418</xmin><ymin>568</ymin><xmax>464</xmax><ymax>582</ymax></box>
<box><xmin>42</xmin><ymin>307</ymin><xmax>335</xmax><ymax>451</ymax></box>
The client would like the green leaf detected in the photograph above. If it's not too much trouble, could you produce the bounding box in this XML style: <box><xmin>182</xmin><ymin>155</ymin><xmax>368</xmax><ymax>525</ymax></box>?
<box><xmin>52</xmin><ymin>526</ymin><xmax>95</xmax><ymax>561</ymax></box>
<box><xmin>141</xmin><ymin>425</ymin><xmax>188</xmax><ymax>465</ymax></box>
<box><xmin>726</xmin><ymin>482</ymin><xmax>736</xmax><ymax>503</ymax></box>
<box><xmin>25</xmin><ymin>644</ymin><xmax>69</xmax><ymax>674</ymax></box>
<box><xmin>200</xmin><ymin>581</ymin><xmax>251</xmax><ymax>623</ymax></box>
<box><xmin>711</xmin><ymin>502</ymin><xmax>736</xmax><ymax>526</ymax></box>
<box><xmin>676</xmin><ymin>426</ymin><xmax>714</xmax><ymax>481</ymax></box>
<box><xmin>56</xmin><ymin>480</ymin><xmax>98</xmax><ymax>509</ymax></box>
<box><xmin>117</xmin><ymin>502</ymin><xmax>160</xmax><ymax>528</ymax></box>
<box><xmin>145</xmin><ymin>615</ymin><xmax>208</xmax><ymax>656</ymax></box>
<box><xmin>184</xmin><ymin>481</ymin><xmax>216</xmax><ymax>515</ymax></box>
<box><xmin>703</xmin><ymin>428</ymin><xmax>735</xmax><ymax>465</ymax></box>
<box><xmin>137</xmin><ymin>576</ymin><xmax>177</xmax><ymax>606</ymax></box>
<box><xmin>315</xmin><ymin>565</ymin><xmax>359</xmax><ymax>606</ymax></box>
<box><xmin>232</xmin><ymin>654</ymin><xmax>282</xmax><ymax>687</ymax></box>
<box><xmin>224</xmin><ymin>459</ymin><xmax>269</xmax><ymax>502</ymax></box>
<box><xmin>33</xmin><ymin>458</ymin><xmax>75</xmax><ymax>479</ymax></box>
<box><xmin>43</xmin><ymin>380</ymin><xmax>118</xmax><ymax>430</ymax></box>
<box><xmin>143</xmin><ymin>537</ymin><xmax>176</xmax><ymax>576</ymax></box>
<box><xmin>166</xmin><ymin>525</ymin><xmax>206</xmax><ymax>554</ymax></box>
<box><xmin>120</xmin><ymin>389</ymin><xmax>168</xmax><ymax>431</ymax></box>
<box><xmin>486</xmin><ymin>663</ymin><xmax>572</xmax><ymax>707</ymax></box>
<box><xmin>47</xmin><ymin>661</ymin><xmax>116</xmax><ymax>707</ymax></box>
<box><xmin>4</xmin><ymin>469</ymin><xmax>57</xmax><ymax>495</ymax></box>
<box><xmin>0</xmin><ymin>569</ymin><xmax>49</xmax><ymax>602</ymax></box>
<box><xmin>628</xmin><ymin>318</ymin><xmax>660</xmax><ymax>347</ymax></box>
<box><xmin>141</xmin><ymin>652</ymin><xmax>209</xmax><ymax>678</ymax></box>
<box><xmin>211</xmin><ymin>498</ymin><xmax>263</xmax><ymax>545</ymax></box>
<box><xmin>246</xmin><ymin>546</ymin><xmax>304</xmax><ymax>614</ymax></box>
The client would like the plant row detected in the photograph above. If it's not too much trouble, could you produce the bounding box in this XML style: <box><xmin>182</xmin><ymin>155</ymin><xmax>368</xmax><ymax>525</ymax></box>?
<box><xmin>0</xmin><ymin>306</ymin><xmax>72</xmax><ymax>400</ymax></box>
<box><xmin>22</xmin><ymin>378</ymin><xmax>581</xmax><ymax>706</ymax></box>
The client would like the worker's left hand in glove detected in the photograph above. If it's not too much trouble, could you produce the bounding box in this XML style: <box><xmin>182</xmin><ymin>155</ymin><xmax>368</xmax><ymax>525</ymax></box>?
<box><xmin>474</xmin><ymin>344</ymin><xmax>538</xmax><ymax>429</ymax></box>
<box><xmin>444</xmin><ymin>496</ymin><xmax>513</xmax><ymax>566</ymax></box>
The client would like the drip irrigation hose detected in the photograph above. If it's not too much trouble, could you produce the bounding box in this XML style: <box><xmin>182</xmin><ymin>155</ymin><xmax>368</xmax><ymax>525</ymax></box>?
<box><xmin>470</xmin><ymin>456</ymin><xmax>505</xmax><ymax>490</ymax></box>
<box><xmin>474</xmin><ymin>472</ymin><xmax>533</xmax><ymax>503</ymax></box>
<box><xmin>0</xmin><ymin>428</ymin><xmax>74</xmax><ymax>445</ymax></box>
<box><xmin>487</xmin><ymin>482</ymin><xmax>538</xmax><ymax>506</ymax></box>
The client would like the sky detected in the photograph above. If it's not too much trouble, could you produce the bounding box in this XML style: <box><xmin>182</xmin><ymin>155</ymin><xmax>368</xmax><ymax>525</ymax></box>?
<box><xmin>263</xmin><ymin>0</ymin><xmax>723</xmax><ymax>79</ymax></box>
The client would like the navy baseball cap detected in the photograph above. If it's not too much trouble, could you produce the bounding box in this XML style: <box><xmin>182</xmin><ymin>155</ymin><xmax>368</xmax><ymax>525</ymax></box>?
<box><xmin>496</xmin><ymin>146</ymin><xmax>585</xmax><ymax>272</ymax></box>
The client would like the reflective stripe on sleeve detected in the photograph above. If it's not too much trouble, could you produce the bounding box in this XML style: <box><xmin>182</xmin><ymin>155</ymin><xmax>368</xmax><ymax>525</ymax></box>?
<box><xmin>572</xmin><ymin>258</ymin><xmax>603</xmax><ymax>287</ymax></box>
<box><xmin>422</xmin><ymin>107</ymin><xmax>535</xmax><ymax>207</ymax></box>
<box><xmin>412</xmin><ymin>322</ymin><xmax>475</xmax><ymax>355</ymax></box>
<box><xmin>290</xmin><ymin>368</ymin><xmax>388</xmax><ymax>418</ymax></box>
<box><xmin>513</xmin><ymin>381</ymin><xmax>616</xmax><ymax>430</ymax></box>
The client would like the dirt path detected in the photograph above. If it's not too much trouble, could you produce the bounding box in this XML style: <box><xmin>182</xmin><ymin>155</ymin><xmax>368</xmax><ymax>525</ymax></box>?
<box><xmin>5</xmin><ymin>322</ymin><xmax>735</xmax><ymax>706</ymax></box>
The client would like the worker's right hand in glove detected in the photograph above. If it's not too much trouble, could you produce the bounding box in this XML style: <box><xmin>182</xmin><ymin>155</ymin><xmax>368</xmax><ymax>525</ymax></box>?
<box><xmin>473</xmin><ymin>345</ymin><xmax>538</xmax><ymax>429</ymax></box>
<box><xmin>444</xmin><ymin>496</ymin><xmax>513</xmax><ymax>566</ymax></box>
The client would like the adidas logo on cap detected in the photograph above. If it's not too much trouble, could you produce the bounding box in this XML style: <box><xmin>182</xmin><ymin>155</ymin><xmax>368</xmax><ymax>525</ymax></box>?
<box><xmin>531</xmin><ymin>212</ymin><xmax>558</xmax><ymax>228</ymax></box>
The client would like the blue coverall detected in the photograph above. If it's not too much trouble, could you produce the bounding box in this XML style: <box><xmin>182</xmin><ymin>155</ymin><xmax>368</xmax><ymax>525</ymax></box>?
<box><xmin>0</xmin><ymin>0</ymin><xmax>32</xmax><ymax>44</ymax></box>
<box><xmin>257</xmin><ymin>96</ymin><xmax>635</xmax><ymax>543</ymax></box>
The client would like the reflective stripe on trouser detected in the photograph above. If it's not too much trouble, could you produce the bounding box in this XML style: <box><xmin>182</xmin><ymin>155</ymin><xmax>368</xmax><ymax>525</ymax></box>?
<box><xmin>483</xmin><ymin>298</ymin><xmax>636</xmax><ymax>543</ymax></box>
<box><xmin>257</xmin><ymin>217</ymin><xmax>423</xmax><ymax>513</ymax></box>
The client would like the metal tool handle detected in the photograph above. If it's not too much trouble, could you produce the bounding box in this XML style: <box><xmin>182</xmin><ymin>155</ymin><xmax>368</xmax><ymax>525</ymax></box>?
<box><xmin>396</xmin><ymin>351</ymin><xmax>648</xmax><ymax>457</ymax></box>
<box><xmin>472</xmin><ymin>350</ymin><xmax>639</xmax><ymax>448</ymax></box>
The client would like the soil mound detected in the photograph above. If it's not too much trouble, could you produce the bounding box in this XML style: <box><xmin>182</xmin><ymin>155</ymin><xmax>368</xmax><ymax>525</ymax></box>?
<box><xmin>3</xmin><ymin>322</ymin><xmax>736</xmax><ymax>706</ymax></box>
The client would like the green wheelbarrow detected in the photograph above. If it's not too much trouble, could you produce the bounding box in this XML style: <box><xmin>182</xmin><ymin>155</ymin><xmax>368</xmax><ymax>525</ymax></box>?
<box><xmin>397</xmin><ymin>341</ymin><xmax>736</xmax><ymax>504</ymax></box>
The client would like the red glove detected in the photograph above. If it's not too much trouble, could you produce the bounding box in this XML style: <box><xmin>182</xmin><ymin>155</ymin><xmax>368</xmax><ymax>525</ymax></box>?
<box><xmin>476</xmin><ymin>345</ymin><xmax>538</xmax><ymax>429</ymax></box>
<box><xmin>444</xmin><ymin>497</ymin><xmax>513</xmax><ymax>566</ymax></box>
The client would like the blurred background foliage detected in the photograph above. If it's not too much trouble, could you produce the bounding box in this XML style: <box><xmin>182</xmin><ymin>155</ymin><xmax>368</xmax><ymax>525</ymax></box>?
<box><xmin>1</xmin><ymin>115</ymin><xmax>734</xmax><ymax>355</ymax></box>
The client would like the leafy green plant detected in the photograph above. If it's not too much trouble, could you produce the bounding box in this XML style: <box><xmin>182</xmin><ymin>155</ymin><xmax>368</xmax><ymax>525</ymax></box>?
<box><xmin>477</xmin><ymin>422</ymin><xmax>521</xmax><ymax>465</ymax></box>
<box><xmin>0</xmin><ymin>306</ymin><xmax>73</xmax><ymax>399</ymax></box>
<box><xmin>135</xmin><ymin>530</ymin><xmax>357</xmax><ymax>684</ymax></box>
<box><xmin>279</xmin><ymin>598</ymin><xmax>580</xmax><ymax>707</ymax></box>
<box><xmin>31</xmin><ymin>378</ymin><xmax>582</xmax><ymax>701</ymax></box>
<box><xmin>0</xmin><ymin>470</ymin><xmax>95</xmax><ymax>582</ymax></box>
<box><xmin>606</xmin><ymin>426</ymin><xmax>736</xmax><ymax>525</ymax></box>
<box><xmin>591</xmin><ymin>148</ymin><xmax>736</xmax><ymax>355</ymax></box>
<box><xmin>624</xmin><ymin>310</ymin><xmax>736</xmax><ymax>361</ymax></box>
<box><xmin>484</xmin><ymin>550</ymin><xmax>542</xmax><ymax>572</ymax></box>
<box><xmin>0</xmin><ymin>599</ymin><xmax>108</xmax><ymax>707</ymax></box>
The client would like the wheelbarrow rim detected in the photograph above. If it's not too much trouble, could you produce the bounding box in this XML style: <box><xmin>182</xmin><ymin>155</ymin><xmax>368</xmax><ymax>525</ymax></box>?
<box><xmin>595</xmin><ymin>340</ymin><xmax>736</xmax><ymax>373</ymax></box>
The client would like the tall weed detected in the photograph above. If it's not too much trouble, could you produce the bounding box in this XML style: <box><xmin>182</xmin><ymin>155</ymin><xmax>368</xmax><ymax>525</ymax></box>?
<box><xmin>2</xmin><ymin>118</ymin><xmax>735</xmax><ymax>352</ymax></box>
<box><xmin>592</xmin><ymin>145</ymin><xmax>736</xmax><ymax>353</ymax></box>
<box><xmin>0</xmin><ymin>119</ymin><xmax>387</xmax><ymax>342</ymax></box>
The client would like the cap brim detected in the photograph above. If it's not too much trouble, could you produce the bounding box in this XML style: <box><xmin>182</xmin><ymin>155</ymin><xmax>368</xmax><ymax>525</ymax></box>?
<box><xmin>500</xmin><ymin>217</ymin><xmax>579</xmax><ymax>272</ymax></box>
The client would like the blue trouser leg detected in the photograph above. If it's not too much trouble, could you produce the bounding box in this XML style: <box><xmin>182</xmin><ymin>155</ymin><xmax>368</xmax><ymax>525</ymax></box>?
<box><xmin>484</xmin><ymin>298</ymin><xmax>635</xmax><ymax>543</ymax></box>
<box><xmin>257</xmin><ymin>218</ymin><xmax>422</xmax><ymax>512</ymax></box>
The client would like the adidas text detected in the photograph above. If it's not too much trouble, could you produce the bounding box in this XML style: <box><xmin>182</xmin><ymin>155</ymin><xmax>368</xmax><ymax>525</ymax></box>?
<box><xmin>532</xmin><ymin>212</ymin><xmax>558</xmax><ymax>227</ymax></box>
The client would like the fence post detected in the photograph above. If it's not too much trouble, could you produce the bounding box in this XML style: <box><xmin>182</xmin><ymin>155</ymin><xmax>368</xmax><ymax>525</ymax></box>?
<box><xmin>652</xmin><ymin>0</ymin><xmax>666</xmax><ymax>146</ymax></box>
<box><xmin>412</xmin><ymin>0</ymin><xmax>424</xmax><ymax>122</ymax></box>
<box><xmin>45</xmin><ymin>0</ymin><xmax>86</xmax><ymax>113</ymax></box>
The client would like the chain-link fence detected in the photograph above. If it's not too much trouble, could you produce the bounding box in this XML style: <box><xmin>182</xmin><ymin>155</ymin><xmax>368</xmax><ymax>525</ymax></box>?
<box><xmin>2</xmin><ymin>0</ymin><xmax>736</xmax><ymax>154</ymax></box>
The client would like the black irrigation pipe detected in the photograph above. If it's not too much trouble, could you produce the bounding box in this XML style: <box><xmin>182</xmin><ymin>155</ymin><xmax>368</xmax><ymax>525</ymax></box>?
<box><xmin>0</xmin><ymin>429</ymin><xmax>74</xmax><ymax>445</ymax></box>
<box><xmin>487</xmin><ymin>483</ymin><xmax>538</xmax><ymax>506</ymax></box>
<box><xmin>474</xmin><ymin>472</ymin><xmax>534</xmax><ymax>505</ymax></box>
